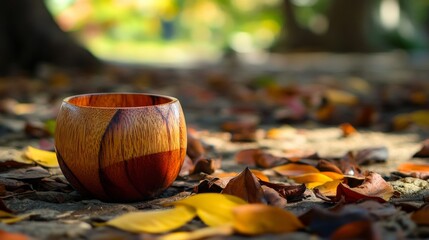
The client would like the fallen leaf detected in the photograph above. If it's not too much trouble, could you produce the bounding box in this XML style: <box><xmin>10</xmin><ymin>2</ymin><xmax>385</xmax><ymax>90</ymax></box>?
<box><xmin>179</xmin><ymin>155</ymin><xmax>194</xmax><ymax>177</ymax></box>
<box><xmin>171</xmin><ymin>193</ymin><xmax>247</xmax><ymax>227</ymax></box>
<box><xmin>397</xmin><ymin>163</ymin><xmax>429</xmax><ymax>180</ymax></box>
<box><xmin>103</xmin><ymin>205</ymin><xmax>196</xmax><ymax>233</ymax></box>
<box><xmin>289</xmin><ymin>173</ymin><xmax>333</xmax><ymax>189</ymax></box>
<box><xmin>299</xmin><ymin>206</ymin><xmax>370</xmax><ymax>237</ymax></box>
<box><xmin>355</xmin><ymin>147</ymin><xmax>388</xmax><ymax>165</ymax></box>
<box><xmin>339</xmin><ymin>123</ymin><xmax>357</xmax><ymax>137</ymax></box>
<box><xmin>316</xmin><ymin>159</ymin><xmax>343</xmax><ymax>174</ymax></box>
<box><xmin>255</xmin><ymin>152</ymin><xmax>286</xmax><ymax>168</ymax></box>
<box><xmin>314</xmin><ymin>179</ymin><xmax>343</xmax><ymax>198</ymax></box>
<box><xmin>261</xmin><ymin>186</ymin><xmax>287</xmax><ymax>208</ymax></box>
<box><xmin>272</xmin><ymin>163</ymin><xmax>320</xmax><ymax>177</ymax></box>
<box><xmin>335</xmin><ymin>172</ymin><xmax>394</xmax><ymax>203</ymax></box>
<box><xmin>187</xmin><ymin>132</ymin><xmax>206</xmax><ymax>161</ymax></box>
<box><xmin>235</xmin><ymin>149</ymin><xmax>261</xmax><ymax>167</ymax></box>
<box><xmin>212</xmin><ymin>170</ymin><xmax>269</xmax><ymax>182</ymax></box>
<box><xmin>413</xmin><ymin>139</ymin><xmax>429</xmax><ymax>158</ymax></box>
<box><xmin>160</xmin><ymin>225</ymin><xmax>233</xmax><ymax>240</ymax></box>
<box><xmin>24</xmin><ymin>121</ymin><xmax>51</xmax><ymax>138</ymax></box>
<box><xmin>0</xmin><ymin>148</ymin><xmax>33</xmax><ymax>169</ymax></box>
<box><xmin>0</xmin><ymin>230</ymin><xmax>30</xmax><ymax>240</ymax></box>
<box><xmin>222</xmin><ymin>168</ymin><xmax>265</xmax><ymax>203</ymax></box>
<box><xmin>259</xmin><ymin>180</ymin><xmax>306</xmax><ymax>202</ymax></box>
<box><xmin>232</xmin><ymin>204</ymin><xmax>303</xmax><ymax>235</ymax></box>
<box><xmin>192</xmin><ymin>158</ymin><xmax>221</xmax><ymax>175</ymax></box>
<box><xmin>0</xmin><ymin>211</ymin><xmax>31</xmax><ymax>224</ymax></box>
<box><xmin>193</xmin><ymin>178</ymin><xmax>227</xmax><ymax>194</ymax></box>
<box><xmin>411</xmin><ymin>203</ymin><xmax>429</xmax><ymax>226</ymax></box>
<box><xmin>338</xmin><ymin>152</ymin><xmax>362</xmax><ymax>176</ymax></box>
<box><xmin>393</xmin><ymin>110</ymin><xmax>429</xmax><ymax>130</ymax></box>
<box><xmin>23</xmin><ymin>146</ymin><xmax>58</xmax><ymax>168</ymax></box>
<box><xmin>330</xmin><ymin>220</ymin><xmax>381</xmax><ymax>240</ymax></box>
<box><xmin>321</xmin><ymin>171</ymin><xmax>344</xmax><ymax>180</ymax></box>
<box><xmin>0</xmin><ymin>167</ymin><xmax>50</xmax><ymax>180</ymax></box>
<box><xmin>282</xmin><ymin>149</ymin><xmax>319</xmax><ymax>162</ymax></box>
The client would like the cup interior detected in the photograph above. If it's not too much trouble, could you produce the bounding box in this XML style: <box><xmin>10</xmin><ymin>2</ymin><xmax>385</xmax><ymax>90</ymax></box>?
<box><xmin>66</xmin><ymin>93</ymin><xmax>175</xmax><ymax>108</ymax></box>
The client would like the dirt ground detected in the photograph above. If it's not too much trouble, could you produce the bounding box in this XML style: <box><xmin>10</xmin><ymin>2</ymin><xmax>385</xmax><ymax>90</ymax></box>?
<box><xmin>0</xmin><ymin>52</ymin><xmax>428</xmax><ymax>239</ymax></box>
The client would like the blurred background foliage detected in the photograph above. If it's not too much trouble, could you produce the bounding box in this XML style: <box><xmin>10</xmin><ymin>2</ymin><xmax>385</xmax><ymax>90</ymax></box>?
<box><xmin>45</xmin><ymin>0</ymin><xmax>429</xmax><ymax>64</ymax></box>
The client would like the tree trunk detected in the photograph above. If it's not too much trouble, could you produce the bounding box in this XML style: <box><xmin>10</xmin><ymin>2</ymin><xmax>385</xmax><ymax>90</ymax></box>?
<box><xmin>0</xmin><ymin>0</ymin><xmax>100</xmax><ymax>76</ymax></box>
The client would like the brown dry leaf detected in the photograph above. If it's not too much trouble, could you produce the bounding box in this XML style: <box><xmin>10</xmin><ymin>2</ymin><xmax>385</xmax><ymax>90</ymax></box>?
<box><xmin>282</xmin><ymin>149</ymin><xmax>319</xmax><ymax>162</ymax></box>
<box><xmin>24</xmin><ymin>121</ymin><xmax>51</xmax><ymax>138</ymax></box>
<box><xmin>411</xmin><ymin>203</ymin><xmax>429</xmax><ymax>226</ymax></box>
<box><xmin>232</xmin><ymin>204</ymin><xmax>303</xmax><ymax>235</ymax></box>
<box><xmin>192</xmin><ymin>158</ymin><xmax>221</xmax><ymax>175</ymax></box>
<box><xmin>0</xmin><ymin>230</ymin><xmax>30</xmax><ymax>240</ymax></box>
<box><xmin>272</xmin><ymin>163</ymin><xmax>320</xmax><ymax>177</ymax></box>
<box><xmin>235</xmin><ymin>149</ymin><xmax>261</xmax><ymax>167</ymax></box>
<box><xmin>193</xmin><ymin>178</ymin><xmax>228</xmax><ymax>194</ymax></box>
<box><xmin>221</xmin><ymin>121</ymin><xmax>261</xmax><ymax>142</ymax></box>
<box><xmin>187</xmin><ymin>132</ymin><xmax>206</xmax><ymax>161</ymax></box>
<box><xmin>330</xmin><ymin>220</ymin><xmax>381</xmax><ymax>240</ymax></box>
<box><xmin>255</xmin><ymin>152</ymin><xmax>286</xmax><ymax>168</ymax></box>
<box><xmin>261</xmin><ymin>186</ymin><xmax>287</xmax><ymax>208</ymax></box>
<box><xmin>316</xmin><ymin>159</ymin><xmax>343</xmax><ymax>174</ymax></box>
<box><xmin>338</xmin><ymin>152</ymin><xmax>362</xmax><ymax>176</ymax></box>
<box><xmin>335</xmin><ymin>172</ymin><xmax>394</xmax><ymax>203</ymax></box>
<box><xmin>160</xmin><ymin>225</ymin><xmax>234</xmax><ymax>240</ymax></box>
<box><xmin>289</xmin><ymin>173</ymin><xmax>333</xmax><ymax>189</ymax></box>
<box><xmin>355</xmin><ymin>147</ymin><xmax>388</xmax><ymax>165</ymax></box>
<box><xmin>0</xmin><ymin>148</ymin><xmax>33</xmax><ymax>169</ymax></box>
<box><xmin>222</xmin><ymin>168</ymin><xmax>265</xmax><ymax>203</ymax></box>
<box><xmin>23</xmin><ymin>146</ymin><xmax>58</xmax><ymax>168</ymax></box>
<box><xmin>413</xmin><ymin>139</ymin><xmax>429</xmax><ymax>158</ymax></box>
<box><xmin>102</xmin><ymin>205</ymin><xmax>196</xmax><ymax>233</ymax></box>
<box><xmin>171</xmin><ymin>193</ymin><xmax>247</xmax><ymax>227</ymax></box>
<box><xmin>339</xmin><ymin>123</ymin><xmax>357</xmax><ymax>137</ymax></box>
<box><xmin>259</xmin><ymin>180</ymin><xmax>306</xmax><ymax>202</ymax></box>
<box><xmin>0</xmin><ymin>166</ymin><xmax>50</xmax><ymax>180</ymax></box>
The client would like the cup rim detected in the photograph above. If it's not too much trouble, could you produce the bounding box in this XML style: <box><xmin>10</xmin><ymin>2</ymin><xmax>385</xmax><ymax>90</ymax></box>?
<box><xmin>63</xmin><ymin>92</ymin><xmax>178</xmax><ymax>109</ymax></box>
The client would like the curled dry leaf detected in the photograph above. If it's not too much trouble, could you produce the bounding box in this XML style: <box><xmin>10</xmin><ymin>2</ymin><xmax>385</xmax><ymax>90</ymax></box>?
<box><xmin>0</xmin><ymin>148</ymin><xmax>33</xmax><ymax>169</ymax></box>
<box><xmin>355</xmin><ymin>147</ymin><xmax>388</xmax><ymax>165</ymax></box>
<box><xmin>255</xmin><ymin>152</ymin><xmax>286</xmax><ymax>168</ymax></box>
<box><xmin>102</xmin><ymin>205</ymin><xmax>196</xmax><ymax>234</ymax></box>
<box><xmin>259</xmin><ymin>180</ymin><xmax>306</xmax><ymax>202</ymax></box>
<box><xmin>397</xmin><ymin>162</ymin><xmax>429</xmax><ymax>180</ymax></box>
<box><xmin>171</xmin><ymin>193</ymin><xmax>247</xmax><ymax>227</ymax></box>
<box><xmin>338</xmin><ymin>152</ymin><xmax>362</xmax><ymax>176</ymax></box>
<box><xmin>272</xmin><ymin>163</ymin><xmax>320</xmax><ymax>177</ymax></box>
<box><xmin>413</xmin><ymin>139</ymin><xmax>429</xmax><ymax>158</ymax></box>
<box><xmin>23</xmin><ymin>146</ymin><xmax>58</xmax><ymax>168</ymax></box>
<box><xmin>335</xmin><ymin>172</ymin><xmax>394</xmax><ymax>203</ymax></box>
<box><xmin>193</xmin><ymin>158</ymin><xmax>221</xmax><ymax>175</ymax></box>
<box><xmin>193</xmin><ymin>177</ymin><xmax>228</xmax><ymax>194</ymax></box>
<box><xmin>314</xmin><ymin>179</ymin><xmax>342</xmax><ymax>199</ymax></box>
<box><xmin>235</xmin><ymin>149</ymin><xmax>261</xmax><ymax>167</ymax></box>
<box><xmin>187</xmin><ymin>132</ymin><xmax>206</xmax><ymax>161</ymax></box>
<box><xmin>232</xmin><ymin>204</ymin><xmax>303</xmax><ymax>235</ymax></box>
<box><xmin>261</xmin><ymin>186</ymin><xmax>287</xmax><ymax>208</ymax></box>
<box><xmin>339</xmin><ymin>123</ymin><xmax>357</xmax><ymax>137</ymax></box>
<box><xmin>159</xmin><ymin>225</ymin><xmax>234</xmax><ymax>240</ymax></box>
<box><xmin>222</xmin><ymin>168</ymin><xmax>265</xmax><ymax>203</ymax></box>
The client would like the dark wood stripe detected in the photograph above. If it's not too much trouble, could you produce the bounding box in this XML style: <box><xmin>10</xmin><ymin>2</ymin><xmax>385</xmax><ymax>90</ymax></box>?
<box><xmin>56</xmin><ymin>150</ymin><xmax>92</xmax><ymax>197</ymax></box>
<box><xmin>154</xmin><ymin>106</ymin><xmax>172</xmax><ymax>149</ymax></box>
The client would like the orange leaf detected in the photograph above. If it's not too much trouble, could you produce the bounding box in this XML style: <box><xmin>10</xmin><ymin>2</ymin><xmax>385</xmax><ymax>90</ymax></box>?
<box><xmin>232</xmin><ymin>204</ymin><xmax>303</xmax><ymax>235</ymax></box>
<box><xmin>321</xmin><ymin>171</ymin><xmax>344</xmax><ymax>180</ymax></box>
<box><xmin>411</xmin><ymin>204</ymin><xmax>429</xmax><ymax>226</ymax></box>
<box><xmin>272</xmin><ymin>163</ymin><xmax>320</xmax><ymax>177</ymax></box>
<box><xmin>235</xmin><ymin>149</ymin><xmax>261</xmax><ymax>166</ymax></box>
<box><xmin>330</xmin><ymin>220</ymin><xmax>381</xmax><ymax>240</ymax></box>
<box><xmin>339</xmin><ymin>123</ymin><xmax>357</xmax><ymax>137</ymax></box>
<box><xmin>397</xmin><ymin>162</ymin><xmax>429</xmax><ymax>173</ymax></box>
<box><xmin>0</xmin><ymin>230</ymin><xmax>29</xmax><ymax>240</ymax></box>
<box><xmin>314</xmin><ymin>179</ymin><xmax>342</xmax><ymax>198</ymax></box>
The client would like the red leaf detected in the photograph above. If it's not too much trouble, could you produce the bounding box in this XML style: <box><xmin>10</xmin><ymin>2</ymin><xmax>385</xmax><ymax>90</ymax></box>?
<box><xmin>330</xmin><ymin>220</ymin><xmax>381</xmax><ymax>240</ymax></box>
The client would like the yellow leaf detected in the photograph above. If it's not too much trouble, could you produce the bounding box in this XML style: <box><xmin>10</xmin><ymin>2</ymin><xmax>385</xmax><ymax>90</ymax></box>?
<box><xmin>0</xmin><ymin>211</ymin><xmax>31</xmax><ymax>224</ymax></box>
<box><xmin>289</xmin><ymin>172</ymin><xmax>333</xmax><ymax>184</ymax></box>
<box><xmin>321</xmin><ymin>171</ymin><xmax>344</xmax><ymax>180</ymax></box>
<box><xmin>272</xmin><ymin>163</ymin><xmax>319</xmax><ymax>177</ymax></box>
<box><xmin>23</xmin><ymin>146</ymin><xmax>58</xmax><ymax>168</ymax></box>
<box><xmin>314</xmin><ymin>179</ymin><xmax>343</xmax><ymax>197</ymax></box>
<box><xmin>103</xmin><ymin>205</ymin><xmax>196</xmax><ymax>234</ymax></box>
<box><xmin>233</xmin><ymin>204</ymin><xmax>303</xmax><ymax>235</ymax></box>
<box><xmin>171</xmin><ymin>193</ymin><xmax>247</xmax><ymax>227</ymax></box>
<box><xmin>159</xmin><ymin>225</ymin><xmax>233</xmax><ymax>240</ymax></box>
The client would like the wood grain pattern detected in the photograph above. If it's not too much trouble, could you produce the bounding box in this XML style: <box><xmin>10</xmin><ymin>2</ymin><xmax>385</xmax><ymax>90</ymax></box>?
<box><xmin>55</xmin><ymin>93</ymin><xmax>187</xmax><ymax>202</ymax></box>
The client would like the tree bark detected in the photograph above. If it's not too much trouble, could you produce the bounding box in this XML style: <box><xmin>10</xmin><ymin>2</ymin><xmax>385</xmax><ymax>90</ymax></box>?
<box><xmin>0</xmin><ymin>0</ymin><xmax>100</xmax><ymax>76</ymax></box>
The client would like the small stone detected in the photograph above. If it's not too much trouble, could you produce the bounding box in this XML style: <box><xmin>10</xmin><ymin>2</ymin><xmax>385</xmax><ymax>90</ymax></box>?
<box><xmin>390</xmin><ymin>177</ymin><xmax>429</xmax><ymax>195</ymax></box>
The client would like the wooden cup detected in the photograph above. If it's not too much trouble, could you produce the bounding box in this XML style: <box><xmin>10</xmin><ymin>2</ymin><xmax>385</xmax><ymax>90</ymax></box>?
<box><xmin>54</xmin><ymin>93</ymin><xmax>187</xmax><ymax>202</ymax></box>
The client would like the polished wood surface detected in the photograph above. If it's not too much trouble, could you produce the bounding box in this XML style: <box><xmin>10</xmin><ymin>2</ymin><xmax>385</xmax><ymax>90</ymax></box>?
<box><xmin>55</xmin><ymin>93</ymin><xmax>187</xmax><ymax>202</ymax></box>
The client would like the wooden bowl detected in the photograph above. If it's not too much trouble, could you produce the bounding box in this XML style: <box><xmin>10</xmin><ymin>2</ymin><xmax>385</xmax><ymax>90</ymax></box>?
<box><xmin>54</xmin><ymin>93</ymin><xmax>187</xmax><ymax>202</ymax></box>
